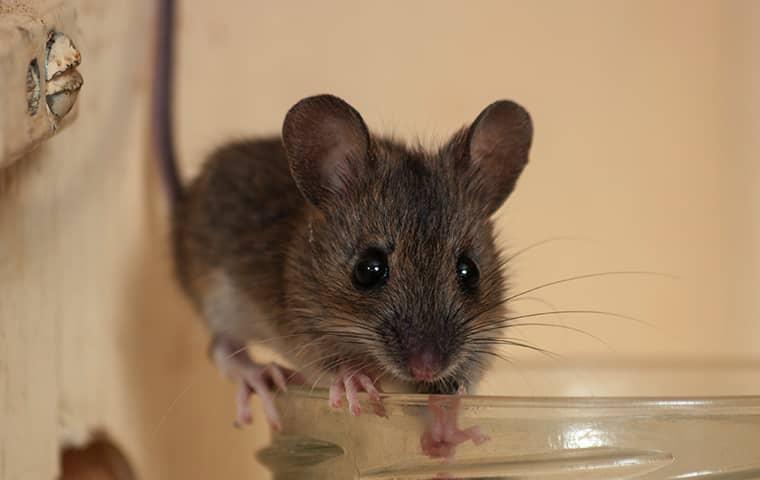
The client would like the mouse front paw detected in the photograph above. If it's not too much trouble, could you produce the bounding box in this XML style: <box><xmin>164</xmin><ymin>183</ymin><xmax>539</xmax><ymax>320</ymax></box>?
<box><xmin>329</xmin><ymin>366</ymin><xmax>386</xmax><ymax>417</ymax></box>
<box><xmin>420</xmin><ymin>395</ymin><xmax>490</xmax><ymax>460</ymax></box>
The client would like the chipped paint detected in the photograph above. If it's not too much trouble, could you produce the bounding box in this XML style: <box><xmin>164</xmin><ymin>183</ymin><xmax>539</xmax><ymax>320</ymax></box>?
<box><xmin>44</xmin><ymin>31</ymin><xmax>80</xmax><ymax>81</ymax></box>
<box><xmin>44</xmin><ymin>31</ymin><xmax>82</xmax><ymax>119</ymax></box>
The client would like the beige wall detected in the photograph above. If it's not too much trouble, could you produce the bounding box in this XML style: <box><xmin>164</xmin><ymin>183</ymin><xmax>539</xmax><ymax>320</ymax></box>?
<box><xmin>176</xmin><ymin>0</ymin><xmax>760</xmax><ymax>360</ymax></box>
<box><xmin>1</xmin><ymin>1</ymin><xmax>758</xmax><ymax>479</ymax></box>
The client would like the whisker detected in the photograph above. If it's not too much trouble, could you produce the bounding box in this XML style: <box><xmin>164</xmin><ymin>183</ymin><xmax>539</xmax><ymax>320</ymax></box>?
<box><xmin>287</xmin><ymin>309</ymin><xmax>382</xmax><ymax>336</ymax></box>
<box><xmin>309</xmin><ymin>358</ymin><xmax>346</xmax><ymax>394</ymax></box>
<box><xmin>502</xmin><ymin>236</ymin><xmax>589</xmax><ymax>265</ymax></box>
<box><xmin>506</xmin><ymin>295</ymin><xmax>571</xmax><ymax>343</ymax></box>
<box><xmin>506</xmin><ymin>322</ymin><xmax>615</xmax><ymax>351</ymax></box>
<box><xmin>465</xmin><ymin>309</ymin><xmax>655</xmax><ymax>337</ymax></box>
<box><xmin>372</xmin><ymin>369</ymin><xmax>392</xmax><ymax>388</ymax></box>
<box><xmin>290</xmin><ymin>338</ymin><xmax>326</xmax><ymax>361</ymax></box>
<box><xmin>152</xmin><ymin>381</ymin><xmax>197</xmax><ymax>434</ymax></box>
<box><xmin>468</xmin><ymin>338</ymin><xmax>560</xmax><ymax>358</ymax></box>
<box><xmin>243</xmin><ymin>333</ymin><xmax>308</xmax><ymax>346</ymax></box>
<box><xmin>507</xmin><ymin>295</ymin><xmax>558</xmax><ymax>310</ymax></box>
<box><xmin>455</xmin><ymin>297</ymin><xmax>510</xmax><ymax>333</ymax></box>
<box><xmin>282</xmin><ymin>347</ymin><xmax>338</xmax><ymax>376</ymax></box>
<box><xmin>464</xmin><ymin>348</ymin><xmax>514</xmax><ymax>365</ymax></box>
<box><xmin>505</xmin><ymin>271</ymin><xmax>677</xmax><ymax>303</ymax></box>
<box><xmin>297</xmin><ymin>331</ymin><xmax>377</xmax><ymax>343</ymax></box>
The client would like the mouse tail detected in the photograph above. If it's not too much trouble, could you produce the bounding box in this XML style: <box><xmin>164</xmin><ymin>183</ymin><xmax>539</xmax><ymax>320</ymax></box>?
<box><xmin>152</xmin><ymin>0</ymin><xmax>183</xmax><ymax>208</ymax></box>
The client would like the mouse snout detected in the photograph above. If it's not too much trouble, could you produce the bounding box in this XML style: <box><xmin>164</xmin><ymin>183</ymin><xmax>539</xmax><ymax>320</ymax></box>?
<box><xmin>408</xmin><ymin>349</ymin><xmax>442</xmax><ymax>381</ymax></box>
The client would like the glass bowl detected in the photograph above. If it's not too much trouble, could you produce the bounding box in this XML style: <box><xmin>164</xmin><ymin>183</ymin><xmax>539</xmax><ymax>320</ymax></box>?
<box><xmin>258</xmin><ymin>387</ymin><xmax>760</xmax><ymax>479</ymax></box>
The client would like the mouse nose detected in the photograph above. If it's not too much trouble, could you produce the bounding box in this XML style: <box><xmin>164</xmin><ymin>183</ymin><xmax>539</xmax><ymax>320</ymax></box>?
<box><xmin>408</xmin><ymin>349</ymin><xmax>441</xmax><ymax>381</ymax></box>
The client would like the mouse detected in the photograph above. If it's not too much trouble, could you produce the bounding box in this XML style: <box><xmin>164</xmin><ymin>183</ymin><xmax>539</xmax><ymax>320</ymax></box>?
<box><xmin>152</xmin><ymin>0</ymin><xmax>533</xmax><ymax>434</ymax></box>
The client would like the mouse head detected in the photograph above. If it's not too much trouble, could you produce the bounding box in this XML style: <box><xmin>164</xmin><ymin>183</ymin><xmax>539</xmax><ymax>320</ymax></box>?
<box><xmin>282</xmin><ymin>94</ymin><xmax>532</xmax><ymax>393</ymax></box>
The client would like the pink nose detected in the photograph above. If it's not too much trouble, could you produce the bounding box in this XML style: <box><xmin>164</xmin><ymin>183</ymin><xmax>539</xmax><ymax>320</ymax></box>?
<box><xmin>409</xmin><ymin>350</ymin><xmax>441</xmax><ymax>381</ymax></box>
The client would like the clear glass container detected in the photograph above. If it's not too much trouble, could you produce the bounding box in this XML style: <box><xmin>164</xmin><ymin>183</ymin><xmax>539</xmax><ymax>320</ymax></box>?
<box><xmin>258</xmin><ymin>387</ymin><xmax>760</xmax><ymax>479</ymax></box>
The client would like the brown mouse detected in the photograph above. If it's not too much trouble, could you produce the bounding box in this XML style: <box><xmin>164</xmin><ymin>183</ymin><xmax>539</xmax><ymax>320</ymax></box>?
<box><xmin>152</xmin><ymin>1</ymin><xmax>532</xmax><ymax>432</ymax></box>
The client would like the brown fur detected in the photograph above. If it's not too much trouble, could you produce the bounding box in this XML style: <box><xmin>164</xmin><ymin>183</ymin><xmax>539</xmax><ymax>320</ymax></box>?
<box><xmin>172</xmin><ymin>95</ymin><xmax>532</xmax><ymax>394</ymax></box>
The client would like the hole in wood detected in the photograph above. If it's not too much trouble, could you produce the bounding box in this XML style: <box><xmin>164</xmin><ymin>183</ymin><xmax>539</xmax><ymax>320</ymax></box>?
<box><xmin>59</xmin><ymin>435</ymin><xmax>136</xmax><ymax>480</ymax></box>
<box><xmin>26</xmin><ymin>58</ymin><xmax>40</xmax><ymax>116</ymax></box>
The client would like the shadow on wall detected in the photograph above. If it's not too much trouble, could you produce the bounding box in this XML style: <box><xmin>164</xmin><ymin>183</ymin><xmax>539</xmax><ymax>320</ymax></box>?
<box><xmin>115</xmin><ymin>145</ymin><xmax>273</xmax><ymax>479</ymax></box>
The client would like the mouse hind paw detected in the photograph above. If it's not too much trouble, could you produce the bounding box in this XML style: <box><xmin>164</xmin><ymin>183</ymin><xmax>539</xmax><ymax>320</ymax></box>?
<box><xmin>212</xmin><ymin>338</ymin><xmax>304</xmax><ymax>431</ymax></box>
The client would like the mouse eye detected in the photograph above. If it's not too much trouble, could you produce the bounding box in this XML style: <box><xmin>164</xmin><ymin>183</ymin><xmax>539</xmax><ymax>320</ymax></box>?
<box><xmin>353</xmin><ymin>249</ymin><xmax>389</xmax><ymax>290</ymax></box>
<box><xmin>456</xmin><ymin>255</ymin><xmax>480</xmax><ymax>291</ymax></box>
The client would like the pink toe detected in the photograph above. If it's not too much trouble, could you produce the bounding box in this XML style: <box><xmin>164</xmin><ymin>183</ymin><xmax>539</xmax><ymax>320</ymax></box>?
<box><xmin>465</xmin><ymin>426</ymin><xmax>490</xmax><ymax>445</ymax></box>
<box><xmin>268</xmin><ymin>364</ymin><xmax>288</xmax><ymax>392</ymax></box>
<box><xmin>236</xmin><ymin>383</ymin><xmax>254</xmax><ymax>425</ymax></box>
<box><xmin>329</xmin><ymin>380</ymin><xmax>345</xmax><ymax>408</ymax></box>
<box><xmin>357</xmin><ymin>375</ymin><xmax>386</xmax><ymax>417</ymax></box>
<box><xmin>344</xmin><ymin>376</ymin><xmax>362</xmax><ymax>416</ymax></box>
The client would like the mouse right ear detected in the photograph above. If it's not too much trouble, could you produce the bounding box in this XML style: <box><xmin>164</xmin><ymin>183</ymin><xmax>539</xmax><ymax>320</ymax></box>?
<box><xmin>282</xmin><ymin>94</ymin><xmax>371</xmax><ymax>208</ymax></box>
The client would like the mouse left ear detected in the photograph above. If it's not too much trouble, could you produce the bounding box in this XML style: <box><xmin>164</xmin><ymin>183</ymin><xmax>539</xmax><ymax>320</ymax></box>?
<box><xmin>457</xmin><ymin>100</ymin><xmax>533</xmax><ymax>215</ymax></box>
